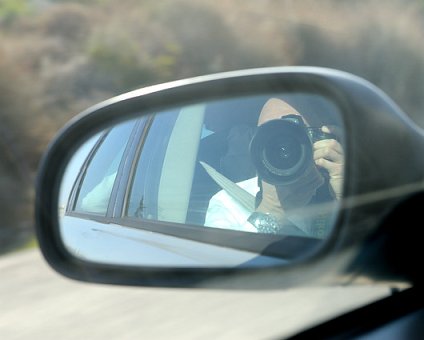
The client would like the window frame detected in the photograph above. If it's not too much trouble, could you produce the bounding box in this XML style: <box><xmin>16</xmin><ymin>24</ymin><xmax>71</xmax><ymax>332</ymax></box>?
<box><xmin>65</xmin><ymin>118</ymin><xmax>145</xmax><ymax>220</ymax></box>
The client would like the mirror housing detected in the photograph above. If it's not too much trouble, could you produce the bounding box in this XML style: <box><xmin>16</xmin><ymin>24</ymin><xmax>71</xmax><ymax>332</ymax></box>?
<box><xmin>35</xmin><ymin>67</ymin><xmax>424</xmax><ymax>288</ymax></box>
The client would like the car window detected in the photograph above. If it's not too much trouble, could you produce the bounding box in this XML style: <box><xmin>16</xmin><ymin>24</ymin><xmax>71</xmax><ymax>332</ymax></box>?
<box><xmin>72</xmin><ymin>120</ymin><xmax>136</xmax><ymax>215</ymax></box>
<box><xmin>122</xmin><ymin>93</ymin><xmax>343</xmax><ymax>235</ymax></box>
<box><xmin>124</xmin><ymin>98</ymin><xmax>267</xmax><ymax>227</ymax></box>
<box><xmin>58</xmin><ymin>132</ymin><xmax>102</xmax><ymax>217</ymax></box>
<box><xmin>125</xmin><ymin>105</ymin><xmax>205</xmax><ymax>223</ymax></box>
<box><xmin>125</xmin><ymin>110</ymin><xmax>178</xmax><ymax>220</ymax></box>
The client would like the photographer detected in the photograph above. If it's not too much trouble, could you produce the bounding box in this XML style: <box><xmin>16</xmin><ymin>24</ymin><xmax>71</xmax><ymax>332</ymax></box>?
<box><xmin>204</xmin><ymin>98</ymin><xmax>344</xmax><ymax>238</ymax></box>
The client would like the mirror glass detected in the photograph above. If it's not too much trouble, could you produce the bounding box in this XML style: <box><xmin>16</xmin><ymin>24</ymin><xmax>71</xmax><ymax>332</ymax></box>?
<box><xmin>59</xmin><ymin>93</ymin><xmax>345</xmax><ymax>268</ymax></box>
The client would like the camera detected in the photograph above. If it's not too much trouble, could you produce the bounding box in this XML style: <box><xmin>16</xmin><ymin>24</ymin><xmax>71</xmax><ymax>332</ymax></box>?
<box><xmin>249</xmin><ymin>114</ymin><xmax>334</xmax><ymax>185</ymax></box>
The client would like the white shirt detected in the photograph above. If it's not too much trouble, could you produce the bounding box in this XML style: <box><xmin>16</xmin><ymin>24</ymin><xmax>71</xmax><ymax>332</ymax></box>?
<box><xmin>205</xmin><ymin>177</ymin><xmax>259</xmax><ymax>232</ymax></box>
<box><xmin>204</xmin><ymin>177</ymin><xmax>335</xmax><ymax>238</ymax></box>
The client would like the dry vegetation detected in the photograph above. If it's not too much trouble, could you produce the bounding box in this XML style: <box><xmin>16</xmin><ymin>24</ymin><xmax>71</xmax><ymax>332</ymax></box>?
<box><xmin>0</xmin><ymin>0</ymin><xmax>423</xmax><ymax>250</ymax></box>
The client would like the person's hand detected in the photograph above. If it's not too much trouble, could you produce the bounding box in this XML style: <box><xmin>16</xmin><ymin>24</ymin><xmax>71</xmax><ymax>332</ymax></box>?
<box><xmin>256</xmin><ymin>162</ymin><xmax>325</xmax><ymax>219</ymax></box>
<box><xmin>313</xmin><ymin>125</ymin><xmax>344</xmax><ymax>200</ymax></box>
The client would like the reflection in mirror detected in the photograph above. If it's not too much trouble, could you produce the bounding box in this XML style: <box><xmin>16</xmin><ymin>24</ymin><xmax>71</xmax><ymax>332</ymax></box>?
<box><xmin>59</xmin><ymin>93</ymin><xmax>345</xmax><ymax>268</ymax></box>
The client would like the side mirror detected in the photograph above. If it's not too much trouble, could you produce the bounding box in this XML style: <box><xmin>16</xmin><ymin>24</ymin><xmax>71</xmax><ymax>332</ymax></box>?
<box><xmin>35</xmin><ymin>67</ymin><xmax>424</xmax><ymax>288</ymax></box>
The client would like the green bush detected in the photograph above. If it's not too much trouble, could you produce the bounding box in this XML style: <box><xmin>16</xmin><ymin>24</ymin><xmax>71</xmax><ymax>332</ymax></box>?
<box><xmin>0</xmin><ymin>0</ymin><xmax>29</xmax><ymax>25</ymax></box>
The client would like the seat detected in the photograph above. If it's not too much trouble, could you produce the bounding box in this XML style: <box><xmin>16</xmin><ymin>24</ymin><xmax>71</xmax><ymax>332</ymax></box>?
<box><xmin>186</xmin><ymin>125</ymin><xmax>256</xmax><ymax>226</ymax></box>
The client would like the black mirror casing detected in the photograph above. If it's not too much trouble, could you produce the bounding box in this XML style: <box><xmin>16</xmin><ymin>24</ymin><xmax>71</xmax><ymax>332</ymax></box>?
<box><xmin>35</xmin><ymin>67</ymin><xmax>424</xmax><ymax>288</ymax></box>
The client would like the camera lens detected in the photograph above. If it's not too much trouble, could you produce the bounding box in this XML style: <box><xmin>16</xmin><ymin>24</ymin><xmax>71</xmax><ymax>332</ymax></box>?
<box><xmin>250</xmin><ymin>117</ymin><xmax>313</xmax><ymax>185</ymax></box>
<box><xmin>262</xmin><ymin>136</ymin><xmax>304</xmax><ymax>175</ymax></box>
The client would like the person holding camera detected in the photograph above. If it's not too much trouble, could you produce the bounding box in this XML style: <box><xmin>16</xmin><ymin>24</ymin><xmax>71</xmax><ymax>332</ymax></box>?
<box><xmin>204</xmin><ymin>98</ymin><xmax>344</xmax><ymax>238</ymax></box>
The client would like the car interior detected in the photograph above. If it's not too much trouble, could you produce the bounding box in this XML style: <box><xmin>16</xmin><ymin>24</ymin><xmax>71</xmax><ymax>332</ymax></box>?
<box><xmin>186</xmin><ymin>97</ymin><xmax>263</xmax><ymax>225</ymax></box>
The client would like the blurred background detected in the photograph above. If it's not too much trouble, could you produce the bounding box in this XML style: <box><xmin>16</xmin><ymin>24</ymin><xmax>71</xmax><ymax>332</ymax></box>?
<box><xmin>1</xmin><ymin>0</ymin><xmax>423</xmax><ymax>254</ymax></box>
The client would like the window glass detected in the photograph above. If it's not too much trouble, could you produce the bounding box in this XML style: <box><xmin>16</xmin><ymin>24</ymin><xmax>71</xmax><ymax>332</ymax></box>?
<box><xmin>125</xmin><ymin>100</ymin><xmax>260</xmax><ymax>226</ymax></box>
<box><xmin>125</xmin><ymin>110</ymin><xmax>178</xmax><ymax>219</ymax></box>
<box><xmin>73</xmin><ymin>120</ymin><xmax>136</xmax><ymax>215</ymax></box>
<box><xmin>59</xmin><ymin>132</ymin><xmax>101</xmax><ymax>217</ymax></box>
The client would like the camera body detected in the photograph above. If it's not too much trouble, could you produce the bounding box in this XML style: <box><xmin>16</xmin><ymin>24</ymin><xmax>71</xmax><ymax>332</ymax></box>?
<box><xmin>249</xmin><ymin>114</ymin><xmax>334</xmax><ymax>185</ymax></box>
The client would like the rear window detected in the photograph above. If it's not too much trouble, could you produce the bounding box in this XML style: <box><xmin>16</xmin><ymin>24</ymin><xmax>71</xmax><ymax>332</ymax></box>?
<box><xmin>73</xmin><ymin>120</ymin><xmax>136</xmax><ymax>215</ymax></box>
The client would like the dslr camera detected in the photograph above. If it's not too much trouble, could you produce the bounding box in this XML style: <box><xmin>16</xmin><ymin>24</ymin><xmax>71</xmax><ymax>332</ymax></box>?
<box><xmin>249</xmin><ymin>114</ymin><xmax>335</xmax><ymax>185</ymax></box>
